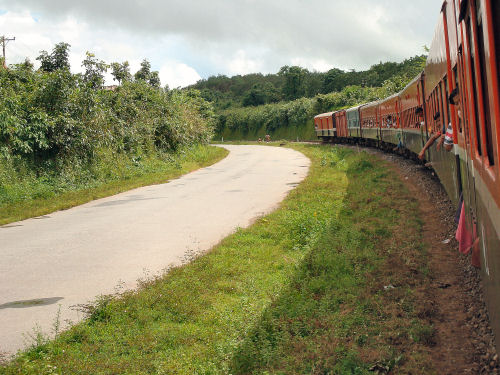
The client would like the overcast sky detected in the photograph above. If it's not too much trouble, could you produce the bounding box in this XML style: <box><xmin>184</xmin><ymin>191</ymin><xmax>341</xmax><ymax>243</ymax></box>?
<box><xmin>0</xmin><ymin>1</ymin><xmax>442</xmax><ymax>87</ymax></box>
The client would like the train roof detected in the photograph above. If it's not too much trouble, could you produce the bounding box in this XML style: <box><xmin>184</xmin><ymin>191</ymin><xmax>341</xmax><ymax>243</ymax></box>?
<box><xmin>346</xmin><ymin>105</ymin><xmax>362</xmax><ymax>113</ymax></box>
<box><xmin>380</xmin><ymin>93</ymin><xmax>399</xmax><ymax>103</ymax></box>
<box><xmin>314</xmin><ymin>112</ymin><xmax>334</xmax><ymax>119</ymax></box>
<box><xmin>360</xmin><ymin>100</ymin><xmax>381</xmax><ymax>109</ymax></box>
<box><xmin>400</xmin><ymin>73</ymin><xmax>423</xmax><ymax>94</ymax></box>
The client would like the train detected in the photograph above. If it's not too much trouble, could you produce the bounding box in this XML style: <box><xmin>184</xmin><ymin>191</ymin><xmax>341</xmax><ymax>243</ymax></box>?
<box><xmin>314</xmin><ymin>0</ymin><xmax>500</xmax><ymax>348</ymax></box>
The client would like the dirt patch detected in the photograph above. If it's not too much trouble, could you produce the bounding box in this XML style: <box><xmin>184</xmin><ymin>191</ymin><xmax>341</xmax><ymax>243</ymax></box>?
<box><xmin>358</xmin><ymin>146</ymin><xmax>499</xmax><ymax>375</ymax></box>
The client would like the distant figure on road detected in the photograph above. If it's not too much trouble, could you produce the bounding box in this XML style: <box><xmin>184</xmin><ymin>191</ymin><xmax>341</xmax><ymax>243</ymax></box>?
<box><xmin>265</xmin><ymin>134</ymin><xmax>271</xmax><ymax>142</ymax></box>
<box><xmin>258</xmin><ymin>137</ymin><xmax>262</xmax><ymax>142</ymax></box>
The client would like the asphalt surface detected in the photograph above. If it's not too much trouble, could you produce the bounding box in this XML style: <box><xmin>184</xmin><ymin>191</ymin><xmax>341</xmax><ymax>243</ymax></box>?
<box><xmin>0</xmin><ymin>145</ymin><xmax>310</xmax><ymax>356</ymax></box>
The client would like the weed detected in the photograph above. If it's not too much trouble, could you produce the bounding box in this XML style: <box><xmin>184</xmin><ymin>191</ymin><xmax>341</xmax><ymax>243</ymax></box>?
<box><xmin>410</xmin><ymin>321</ymin><xmax>436</xmax><ymax>346</ymax></box>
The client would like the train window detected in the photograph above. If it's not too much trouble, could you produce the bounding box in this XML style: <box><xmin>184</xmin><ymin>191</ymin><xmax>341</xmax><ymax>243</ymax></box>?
<box><xmin>439</xmin><ymin>83</ymin><xmax>446</xmax><ymax>133</ymax></box>
<box><xmin>466</xmin><ymin>16</ymin><xmax>483</xmax><ymax>156</ymax></box>
<box><xmin>494</xmin><ymin>0</ymin><xmax>500</xmax><ymax>90</ymax></box>
<box><xmin>476</xmin><ymin>16</ymin><xmax>495</xmax><ymax>166</ymax></box>
<box><xmin>434</xmin><ymin>90</ymin><xmax>439</xmax><ymax>131</ymax></box>
<box><xmin>453</xmin><ymin>65</ymin><xmax>463</xmax><ymax>133</ymax></box>
<box><xmin>433</xmin><ymin>90</ymin><xmax>439</xmax><ymax>131</ymax></box>
<box><xmin>459</xmin><ymin>48</ymin><xmax>471</xmax><ymax>145</ymax></box>
<box><xmin>444</xmin><ymin>76</ymin><xmax>451</xmax><ymax>129</ymax></box>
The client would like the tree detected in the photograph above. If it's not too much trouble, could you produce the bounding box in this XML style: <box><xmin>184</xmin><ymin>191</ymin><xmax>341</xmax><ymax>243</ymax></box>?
<box><xmin>110</xmin><ymin>61</ymin><xmax>131</xmax><ymax>84</ymax></box>
<box><xmin>36</xmin><ymin>50</ymin><xmax>52</xmax><ymax>71</ymax></box>
<box><xmin>148</xmin><ymin>71</ymin><xmax>161</xmax><ymax>88</ymax></box>
<box><xmin>82</xmin><ymin>52</ymin><xmax>108</xmax><ymax>89</ymax></box>
<box><xmin>242</xmin><ymin>82</ymin><xmax>280</xmax><ymax>106</ymax></box>
<box><xmin>304</xmin><ymin>71</ymin><xmax>323</xmax><ymax>97</ymax></box>
<box><xmin>242</xmin><ymin>84</ymin><xmax>267</xmax><ymax>107</ymax></box>
<box><xmin>278</xmin><ymin>65</ymin><xmax>308</xmax><ymax>100</ymax></box>
<box><xmin>322</xmin><ymin>68</ymin><xmax>345</xmax><ymax>93</ymax></box>
<box><xmin>134</xmin><ymin>59</ymin><xmax>161</xmax><ymax>88</ymax></box>
<box><xmin>37</xmin><ymin>42</ymin><xmax>71</xmax><ymax>72</ymax></box>
<box><xmin>13</xmin><ymin>58</ymin><xmax>34</xmax><ymax>72</ymax></box>
<box><xmin>52</xmin><ymin>42</ymin><xmax>71</xmax><ymax>70</ymax></box>
<box><xmin>134</xmin><ymin>59</ymin><xmax>151</xmax><ymax>81</ymax></box>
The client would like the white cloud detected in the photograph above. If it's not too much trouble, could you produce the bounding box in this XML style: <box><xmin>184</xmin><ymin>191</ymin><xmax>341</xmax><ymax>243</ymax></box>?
<box><xmin>291</xmin><ymin>57</ymin><xmax>333</xmax><ymax>72</ymax></box>
<box><xmin>0</xmin><ymin>1</ymin><xmax>443</xmax><ymax>79</ymax></box>
<box><xmin>159</xmin><ymin>61</ymin><xmax>201</xmax><ymax>88</ymax></box>
<box><xmin>227</xmin><ymin>50</ymin><xmax>263</xmax><ymax>76</ymax></box>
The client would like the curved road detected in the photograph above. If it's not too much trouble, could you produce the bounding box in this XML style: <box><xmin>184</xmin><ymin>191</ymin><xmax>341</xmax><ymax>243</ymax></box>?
<box><xmin>0</xmin><ymin>145</ymin><xmax>310</xmax><ymax>355</ymax></box>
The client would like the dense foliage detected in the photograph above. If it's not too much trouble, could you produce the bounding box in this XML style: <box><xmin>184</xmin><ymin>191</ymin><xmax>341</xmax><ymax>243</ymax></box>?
<box><xmin>216</xmin><ymin>75</ymin><xmax>415</xmax><ymax>139</ymax></box>
<box><xmin>190</xmin><ymin>55</ymin><xmax>426</xmax><ymax>110</ymax></box>
<box><xmin>193</xmin><ymin>55</ymin><xmax>426</xmax><ymax>140</ymax></box>
<box><xmin>0</xmin><ymin>43</ymin><xmax>215</xmax><ymax>207</ymax></box>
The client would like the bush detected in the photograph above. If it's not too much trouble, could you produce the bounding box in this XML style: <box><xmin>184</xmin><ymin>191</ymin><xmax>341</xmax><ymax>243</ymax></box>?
<box><xmin>0</xmin><ymin>59</ymin><xmax>215</xmax><ymax>206</ymax></box>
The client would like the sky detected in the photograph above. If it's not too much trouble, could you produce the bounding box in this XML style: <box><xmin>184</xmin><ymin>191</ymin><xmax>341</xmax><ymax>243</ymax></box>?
<box><xmin>0</xmin><ymin>0</ymin><xmax>442</xmax><ymax>88</ymax></box>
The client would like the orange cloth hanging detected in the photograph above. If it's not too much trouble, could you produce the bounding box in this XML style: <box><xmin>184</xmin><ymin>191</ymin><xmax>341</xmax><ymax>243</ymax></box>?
<box><xmin>455</xmin><ymin>202</ymin><xmax>473</xmax><ymax>254</ymax></box>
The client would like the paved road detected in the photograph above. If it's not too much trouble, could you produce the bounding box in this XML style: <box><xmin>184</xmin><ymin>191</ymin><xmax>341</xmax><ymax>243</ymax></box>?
<box><xmin>0</xmin><ymin>145</ymin><xmax>310</xmax><ymax>355</ymax></box>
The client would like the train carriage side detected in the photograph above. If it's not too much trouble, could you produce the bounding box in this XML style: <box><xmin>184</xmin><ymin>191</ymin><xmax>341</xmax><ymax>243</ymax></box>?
<box><xmin>314</xmin><ymin>115</ymin><xmax>322</xmax><ymax>137</ymax></box>
<box><xmin>379</xmin><ymin>93</ymin><xmax>402</xmax><ymax>149</ymax></box>
<box><xmin>359</xmin><ymin>101</ymin><xmax>381</xmax><ymax>143</ymax></box>
<box><xmin>400</xmin><ymin>73</ymin><xmax>426</xmax><ymax>155</ymax></box>
<box><xmin>334</xmin><ymin>110</ymin><xmax>348</xmax><ymax>140</ymax></box>
<box><xmin>347</xmin><ymin>105</ymin><xmax>362</xmax><ymax>138</ymax></box>
<box><xmin>423</xmin><ymin>10</ymin><xmax>461</xmax><ymax>205</ymax></box>
<box><xmin>456</xmin><ymin>0</ymin><xmax>500</xmax><ymax>348</ymax></box>
<box><xmin>328</xmin><ymin>112</ymin><xmax>336</xmax><ymax>137</ymax></box>
<box><xmin>314</xmin><ymin>112</ymin><xmax>335</xmax><ymax>140</ymax></box>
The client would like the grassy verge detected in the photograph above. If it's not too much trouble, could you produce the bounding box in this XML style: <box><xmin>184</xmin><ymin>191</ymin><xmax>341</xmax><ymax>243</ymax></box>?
<box><xmin>0</xmin><ymin>145</ymin><xmax>228</xmax><ymax>226</ymax></box>
<box><xmin>1</xmin><ymin>144</ymin><xmax>434</xmax><ymax>374</ymax></box>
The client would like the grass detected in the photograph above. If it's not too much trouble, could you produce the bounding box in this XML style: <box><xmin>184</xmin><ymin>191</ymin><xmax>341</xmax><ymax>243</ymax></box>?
<box><xmin>1</xmin><ymin>144</ymin><xmax>435</xmax><ymax>374</ymax></box>
<box><xmin>0</xmin><ymin>145</ymin><xmax>228</xmax><ymax>226</ymax></box>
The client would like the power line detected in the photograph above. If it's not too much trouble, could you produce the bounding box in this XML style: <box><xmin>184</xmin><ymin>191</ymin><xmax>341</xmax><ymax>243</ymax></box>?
<box><xmin>1</xmin><ymin>35</ymin><xmax>16</xmax><ymax>68</ymax></box>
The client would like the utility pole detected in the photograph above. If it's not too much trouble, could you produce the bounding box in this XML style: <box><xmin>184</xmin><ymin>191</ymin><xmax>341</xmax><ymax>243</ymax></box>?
<box><xmin>1</xmin><ymin>35</ymin><xmax>15</xmax><ymax>68</ymax></box>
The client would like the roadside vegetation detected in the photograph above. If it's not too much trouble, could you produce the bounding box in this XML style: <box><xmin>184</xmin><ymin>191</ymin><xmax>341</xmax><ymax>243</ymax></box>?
<box><xmin>0</xmin><ymin>43</ymin><xmax>217</xmax><ymax>224</ymax></box>
<box><xmin>2</xmin><ymin>144</ymin><xmax>436</xmax><ymax>374</ymax></box>
<box><xmin>189</xmin><ymin>55</ymin><xmax>426</xmax><ymax>140</ymax></box>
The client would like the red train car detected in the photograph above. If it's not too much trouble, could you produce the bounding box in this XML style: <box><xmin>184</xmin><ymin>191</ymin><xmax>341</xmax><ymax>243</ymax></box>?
<box><xmin>334</xmin><ymin>110</ymin><xmax>348</xmax><ymax>138</ymax></box>
<box><xmin>379</xmin><ymin>93</ymin><xmax>401</xmax><ymax>148</ymax></box>
<box><xmin>314</xmin><ymin>112</ymin><xmax>334</xmax><ymax>138</ymax></box>
<box><xmin>359</xmin><ymin>101</ymin><xmax>380</xmax><ymax>141</ymax></box>
<box><xmin>399</xmin><ymin>74</ymin><xmax>426</xmax><ymax>154</ymax></box>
